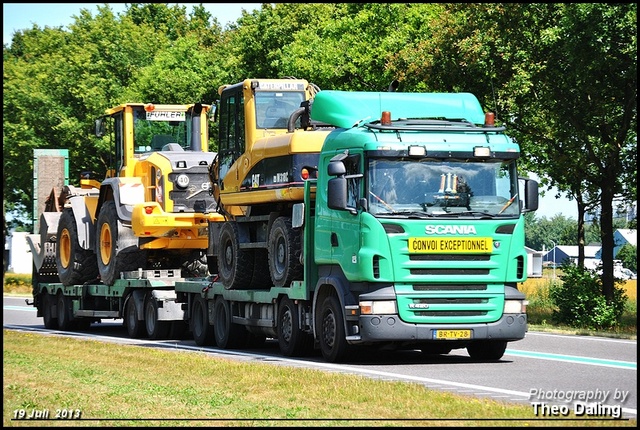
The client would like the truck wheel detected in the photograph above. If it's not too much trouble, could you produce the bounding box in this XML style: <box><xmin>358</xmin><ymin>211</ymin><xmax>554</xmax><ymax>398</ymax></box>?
<box><xmin>316</xmin><ymin>295</ymin><xmax>349</xmax><ymax>363</ymax></box>
<box><xmin>42</xmin><ymin>292</ymin><xmax>58</xmax><ymax>329</ymax></box>
<box><xmin>144</xmin><ymin>294</ymin><xmax>170</xmax><ymax>340</ymax></box>
<box><xmin>218</xmin><ymin>222</ymin><xmax>254</xmax><ymax>290</ymax></box>
<box><xmin>268</xmin><ymin>217</ymin><xmax>303</xmax><ymax>287</ymax></box>
<box><xmin>56</xmin><ymin>292</ymin><xmax>74</xmax><ymax>331</ymax></box>
<box><xmin>125</xmin><ymin>296</ymin><xmax>145</xmax><ymax>338</ymax></box>
<box><xmin>213</xmin><ymin>297</ymin><xmax>247</xmax><ymax>348</ymax></box>
<box><xmin>96</xmin><ymin>201</ymin><xmax>147</xmax><ymax>286</ymax></box>
<box><xmin>191</xmin><ymin>295</ymin><xmax>215</xmax><ymax>346</ymax></box>
<box><xmin>56</xmin><ymin>208</ymin><xmax>98</xmax><ymax>286</ymax></box>
<box><xmin>467</xmin><ymin>340</ymin><xmax>507</xmax><ymax>361</ymax></box>
<box><xmin>278</xmin><ymin>297</ymin><xmax>313</xmax><ymax>356</ymax></box>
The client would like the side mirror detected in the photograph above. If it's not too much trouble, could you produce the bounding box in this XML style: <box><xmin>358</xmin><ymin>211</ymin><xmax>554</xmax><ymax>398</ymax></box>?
<box><xmin>523</xmin><ymin>179</ymin><xmax>539</xmax><ymax>212</ymax></box>
<box><xmin>327</xmin><ymin>177</ymin><xmax>348</xmax><ymax>210</ymax></box>
<box><xmin>327</xmin><ymin>160</ymin><xmax>346</xmax><ymax>176</ymax></box>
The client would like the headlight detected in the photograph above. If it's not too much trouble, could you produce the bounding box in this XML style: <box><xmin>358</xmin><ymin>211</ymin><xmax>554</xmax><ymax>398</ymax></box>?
<box><xmin>176</xmin><ymin>174</ymin><xmax>190</xmax><ymax>188</ymax></box>
<box><xmin>360</xmin><ymin>300</ymin><xmax>397</xmax><ymax>315</ymax></box>
<box><xmin>504</xmin><ymin>299</ymin><xmax>527</xmax><ymax>314</ymax></box>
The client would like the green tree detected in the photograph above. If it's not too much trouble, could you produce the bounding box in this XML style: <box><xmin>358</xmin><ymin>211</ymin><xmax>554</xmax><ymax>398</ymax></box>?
<box><xmin>615</xmin><ymin>244</ymin><xmax>637</xmax><ymax>273</ymax></box>
<box><xmin>3</xmin><ymin>4</ymin><xmax>224</xmax><ymax>228</ymax></box>
<box><xmin>388</xmin><ymin>3</ymin><xmax>637</xmax><ymax>301</ymax></box>
<box><xmin>524</xmin><ymin>214</ymin><xmax>577</xmax><ymax>251</ymax></box>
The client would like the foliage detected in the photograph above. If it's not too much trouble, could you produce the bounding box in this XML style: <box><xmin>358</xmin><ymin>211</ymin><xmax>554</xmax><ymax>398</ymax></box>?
<box><xmin>549</xmin><ymin>264</ymin><xmax>627</xmax><ymax>330</ymax></box>
<box><xmin>616</xmin><ymin>244</ymin><xmax>637</xmax><ymax>273</ymax></box>
<box><xmin>524</xmin><ymin>213</ymin><xmax>579</xmax><ymax>250</ymax></box>
<box><xmin>3</xmin><ymin>4</ymin><xmax>225</xmax><ymax>230</ymax></box>
<box><xmin>2</xmin><ymin>273</ymin><xmax>31</xmax><ymax>294</ymax></box>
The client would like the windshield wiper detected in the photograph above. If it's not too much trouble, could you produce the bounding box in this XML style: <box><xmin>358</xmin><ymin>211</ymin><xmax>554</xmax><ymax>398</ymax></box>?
<box><xmin>391</xmin><ymin>211</ymin><xmax>435</xmax><ymax>218</ymax></box>
<box><xmin>456</xmin><ymin>211</ymin><xmax>494</xmax><ymax>219</ymax></box>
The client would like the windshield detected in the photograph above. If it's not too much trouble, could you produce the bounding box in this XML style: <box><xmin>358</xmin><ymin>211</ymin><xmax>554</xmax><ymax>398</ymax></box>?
<box><xmin>255</xmin><ymin>91</ymin><xmax>306</xmax><ymax>128</ymax></box>
<box><xmin>368</xmin><ymin>159</ymin><xmax>520</xmax><ymax>217</ymax></box>
<box><xmin>132</xmin><ymin>107</ymin><xmax>191</xmax><ymax>153</ymax></box>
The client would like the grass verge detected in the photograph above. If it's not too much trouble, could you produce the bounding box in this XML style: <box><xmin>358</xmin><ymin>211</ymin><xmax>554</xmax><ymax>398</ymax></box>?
<box><xmin>3</xmin><ymin>330</ymin><xmax>636</xmax><ymax>427</ymax></box>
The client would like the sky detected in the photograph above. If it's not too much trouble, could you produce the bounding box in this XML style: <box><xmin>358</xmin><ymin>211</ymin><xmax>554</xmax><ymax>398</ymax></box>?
<box><xmin>3</xmin><ymin>3</ymin><xmax>262</xmax><ymax>45</ymax></box>
<box><xmin>2</xmin><ymin>3</ymin><xmax>581</xmax><ymax>220</ymax></box>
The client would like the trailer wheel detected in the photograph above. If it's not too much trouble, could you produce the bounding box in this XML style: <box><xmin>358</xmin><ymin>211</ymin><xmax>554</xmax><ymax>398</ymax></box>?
<box><xmin>213</xmin><ymin>297</ymin><xmax>247</xmax><ymax>348</ymax></box>
<box><xmin>56</xmin><ymin>292</ymin><xmax>74</xmax><ymax>331</ymax></box>
<box><xmin>42</xmin><ymin>292</ymin><xmax>58</xmax><ymax>329</ymax></box>
<box><xmin>268</xmin><ymin>217</ymin><xmax>303</xmax><ymax>287</ymax></box>
<box><xmin>125</xmin><ymin>296</ymin><xmax>145</xmax><ymax>338</ymax></box>
<box><xmin>467</xmin><ymin>340</ymin><xmax>507</xmax><ymax>361</ymax></box>
<box><xmin>96</xmin><ymin>201</ymin><xmax>147</xmax><ymax>286</ymax></box>
<box><xmin>191</xmin><ymin>295</ymin><xmax>215</xmax><ymax>346</ymax></box>
<box><xmin>56</xmin><ymin>208</ymin><xmax>98</xmax><ymax>286</ymax></box>
<box><xmin>316</xmin><ymin>295</ymin><xmax>349</xmax><ymax>363</ymax></box>
<box><xmin>278</xmin><ymin>297</ymin><xmax>313</xmax><ymax>356</ymax></box>
<box><xmin>144</xmin><ymin>294</ymin><xmax>170</xmax><ymax>340</ymax></box>
<box><xmin>218</xmin><ymin>222</ymin><xmax>254</xmax><ymax>290</ymax></box>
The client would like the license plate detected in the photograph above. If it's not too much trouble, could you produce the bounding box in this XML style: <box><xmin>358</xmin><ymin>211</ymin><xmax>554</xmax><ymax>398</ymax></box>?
<box><xmin>408</xmin><ymin>237</ymin><xmax>492</xmax><ymax>253</ymax></box>
<box><xmin>433</xmin><ymin>330</ymin><xmax>472</xmax><ymax>340</ymax></box>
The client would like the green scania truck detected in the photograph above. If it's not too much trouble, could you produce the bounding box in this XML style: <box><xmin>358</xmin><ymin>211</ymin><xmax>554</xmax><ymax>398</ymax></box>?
<box><xmin>174</xmin><ymin>89</ymin><xmax>539</xmax><ymax>363</ymax></box>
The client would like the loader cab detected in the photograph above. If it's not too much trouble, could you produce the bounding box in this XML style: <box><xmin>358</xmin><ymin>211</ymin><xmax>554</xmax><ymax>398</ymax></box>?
<box><xmin>96</xmin><ymin>103</ymin><xmax>211</xmax><ymax>178</ymax></box>
<box><xmin>215</xmin><ymin>79</ymin><xmax>311</xmax><ymax>188</ymax></box>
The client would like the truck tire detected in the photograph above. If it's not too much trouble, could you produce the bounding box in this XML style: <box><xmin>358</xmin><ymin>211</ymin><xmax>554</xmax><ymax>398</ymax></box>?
<box><xmin>56</xmin><ymin>292</ymin><xmax>74</xmax><ymax>331</ymax></box>
<box><xmin>144</xmin><ymin>294</ymin><xmax>170</xmax><ymax>340</ymax></box>
<box><xmin>125</xmin><ymin>296</ymin><xmax>145</xmax><ymax>338</ymax></box>
<box><xmin>278</xmin><ymin>297</ymin><xmax>313</xmax><ymax>356</ymax></box>
<box><xmin>56</xmin><ymin>208</ymin><xmax>99</xmax><ymax>286</ymax></box>
<box><xmin>218</xmin><ymin>222</ymin><xmax>254</xmax><ymax>290</ymax></box>
<box><xmin>191</xmin><ymin>295</ymin><xmax>215</xmax><ymax>346</ymax></box>
<box><xmin>467</xmin><ymin>340</ymin><xmax>507</xmax><ymax>361</ymax></box>
<box><xmin>316</xmin><ymin>295</ymin><xmax>349</xmax><ymax>363</ymax></box>
<box><xmin>96</xmin><ymin>201</ymin><xmax>147</xmax><ymax>286</ymax></box>
<box><xmin>213</xmin><ymin>297</ymin><xmax>247</xmax><ymax>348</ymax></box>
<box><xmin>42</xmin><ymin>292</ymin><xmax>58</xmax><ymax>330</ymax></box>
<box><xmin>268</xmin><ymin>217</ymin><xmax>303</xmax><ymax>287</ymax></box>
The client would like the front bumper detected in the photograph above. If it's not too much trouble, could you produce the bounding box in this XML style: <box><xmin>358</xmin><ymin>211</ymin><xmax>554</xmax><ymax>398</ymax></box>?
<box><xmin>351</xmin><ymin>312</ymin><xmax>527</xmax><ymax>343</ymax></box>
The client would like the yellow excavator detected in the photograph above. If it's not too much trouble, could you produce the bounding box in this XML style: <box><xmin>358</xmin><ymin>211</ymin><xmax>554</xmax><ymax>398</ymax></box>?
<box><xmin>209</xmin><ymin>78</ymin><xmax>333</xmax><ymax>289</ymax></box>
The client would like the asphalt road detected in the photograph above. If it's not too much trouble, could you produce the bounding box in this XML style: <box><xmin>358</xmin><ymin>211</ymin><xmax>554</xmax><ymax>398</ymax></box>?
<box><xmin>4</xmin><ymin>294</ymin><xmax>637</xmax><ymax>422</ymax></box>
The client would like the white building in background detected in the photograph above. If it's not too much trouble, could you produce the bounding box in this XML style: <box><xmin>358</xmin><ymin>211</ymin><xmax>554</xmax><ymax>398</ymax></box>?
<box><xmin>525</xmin><ymin>246</ymin><xmax>544</xmax><ymax>278</ymax></box>
<box><xmin>6</xmin><ymin>231</ymin><xmax>32</xmax><ymax>274</ymax></box>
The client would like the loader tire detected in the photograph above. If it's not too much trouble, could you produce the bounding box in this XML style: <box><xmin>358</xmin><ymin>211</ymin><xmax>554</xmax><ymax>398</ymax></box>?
<box><xmin>96</xmin><ymin>201</ymin><xmax>147</xmax><ymax>286</ymax></box>
<box><xmin>56</xmin><ymin>208</ymin><xmax>98</xmax><ymax>286</ymax></box>
<box><xmin>217</xmin><ymin>222</ymin><xmax>254</xmax><ymax>290</ymax></box>
<box><xmin>268</xmin><ymin>217</ymin><xmax>303</xmax><ymax>287</ymax></box>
